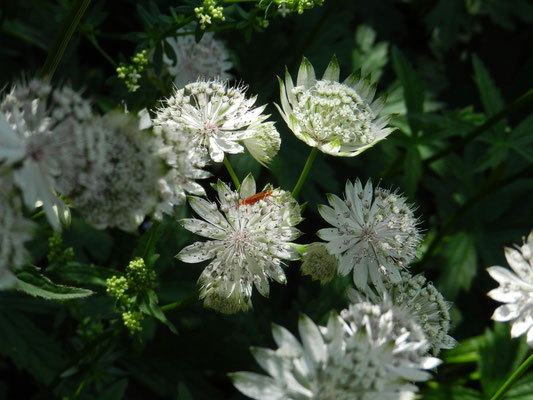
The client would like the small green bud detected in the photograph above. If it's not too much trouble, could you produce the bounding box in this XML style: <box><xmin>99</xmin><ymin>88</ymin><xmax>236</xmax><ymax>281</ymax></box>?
<box><xmin>47</xmin><ymin>233</ymin><xmax>74</xmax><ymax>265</ymax></box>
<box><xmin>106</xmin><ymin>276</ymin><xmax>129</xmax><ymax>301</ymax></box>
<box><xmin>126</xmin><ymin>257</ymin><xmax>156</xmax><ymax>292</ymax></box>
<box><xmin>195</xmin><ymin>0</ymin><xmax>225</xmax><ymax>29</ymax></box>
<box><xmin>122</xmin><ymin>310</ymin><xmax>144</xmax><ymax>334</ymax></box>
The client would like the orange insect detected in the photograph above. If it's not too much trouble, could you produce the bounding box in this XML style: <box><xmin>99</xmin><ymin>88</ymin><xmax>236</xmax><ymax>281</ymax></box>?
<box><xmin>237</xmin><ymin>190</ymin><xmax>274</xmax><ymax>208</ymax></box>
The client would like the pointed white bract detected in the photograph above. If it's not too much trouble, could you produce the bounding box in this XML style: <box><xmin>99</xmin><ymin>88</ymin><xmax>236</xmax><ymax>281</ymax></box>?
<box><xmin>176</xmin><ymin>174</ymin><xmax>302</xmax><ymax>313</ymax></box>
<box><xmin>348</xmin><ymin>271</ymin><xmax>457</xmax><ymax>355</ymax></box>
<box><xmin>231</xmin><ymin>303</ymin><xmax>440</xmax><ymax>400</ymax></box>
<box><xmin>0</xmin><ymin>79</ymin><xmax>92</xmax><ymax>230</ymax></box>
<box><xmin>487</xmin><ymin>231</ymin><xmax>533</xmax><ymax>346</ymax></box>
<box><xmin>277</xmin><ymin>55</ymin><xmax>395</xmax><ymax>157</ymax></box>
<box><xmin>152</xmin><ymin>124</ymin><xmax>211</xmax><ymax>219</ymax></box>
<box><xmin>163</xmin><ymin>30</ymin><xmax>232</xmax><ymax>88</ymax></box>
<box><xmin>317</xmin><ymin>179</ymin><xmax>421</xmax><ymax>291</ymax></box>
<box><xmin>56</xmin><ymin>112</ymin><xmax>165</xmax><ymax>231</ymax></box>
<box><xmin>0</xmin><ymin>180</ymin><xmax>35</xmax><ymax>289</ymax></box>
<box><xmin>153</xmin><ymin>79</ymin><xmax>280</xmax><ymax>165</ymax></box>
<box><xmin>300</xmin><ymin>242</ymin><xmax>339</xmax><ymax>285</ymax></box>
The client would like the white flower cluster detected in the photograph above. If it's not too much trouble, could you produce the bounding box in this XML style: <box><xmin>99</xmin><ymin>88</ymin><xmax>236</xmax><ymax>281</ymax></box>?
<box><xmin>177</xmin><ymin>174</ymin><xmax>302</xmax><ymax>313</ymax></box>
<box><xmin>0</xmin><ymin>180</ymin><xmax>35</xmax><ymax>289</ymax></box>
<box><xmin>317</xmin><ymin>179</ymin><xmax>421</xmax><ymax>291</ymax></box>
<box><xmin>487</xmin><ymin>231</ymin><xmax>533</xmax><ymax>346</ymax></box>
<box><xmin>55</xmin><ymin>112</ymin><xmax>165</xmax><ymax>231</ymax></box>
<box><xmin>0</xmin><ymin>79</ymin><xmax>92</xmax><ymax>230</ymax></box>
<box><xmin>153</xmin><ymin>79</ymin><xmax>280</xmax><ymax>165</ymax></box>
<box><xmin>0</xmin><ymin>79</ymin><xmax>189</xmax><ymax>234</ymax></box>
<box><xmin>231</xmin><ymin>303</ymin><xmax>440</xmax><ymax>400</ymax></box>
<box><xmin>163</xmin><ymin>29</ymin><xmax>232</xmax><ymax>88</ymax></box>
<box><xmin>348</xmin><ymin>272</ymin><xmax>456</xmax><ymax>355</ymax></box>
<box><xmin>277</xmin><ymin>56</ymin><xmax>395</xmax><ymax>157</ymax></box>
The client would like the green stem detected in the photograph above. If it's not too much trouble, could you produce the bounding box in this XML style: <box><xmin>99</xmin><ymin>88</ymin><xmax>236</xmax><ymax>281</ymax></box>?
<box><xmin>292</xmin><ymin>147</ymin><xmax>318</xmax><ymax>199</ymax></box>
<box><xmin>490</xmin><ymin>352</ymin><xmax>533</xmax><ymax>400</ymax></box>
<box><xmin>161</xmin><ymin>295</ymin><xmax>198</xmax><ymax>312</ymax></box>
<box><xmin>224</xmin><ymin>156</ymin><xmax>240</xmax><ymax>190</ymax></box>
<box><xmin>39</xmin><ymin>0</ymin><xmax>92</xmax><ymax>81</ymax></box>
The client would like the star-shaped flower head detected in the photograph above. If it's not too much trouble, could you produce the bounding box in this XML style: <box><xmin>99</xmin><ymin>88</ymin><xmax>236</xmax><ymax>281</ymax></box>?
<box><xmin>317</xmin><ymin>179</ymin><xmax>421</xmax><ymax>292</ymax></box>
<box><xmin>163</xmin><ymin>28</ymin><xmax>232</xmax><ymax>88</ymax></box>
<box><xmin>176</xmin><ymin>174</ymin><xmax>303</xmax><ymax>313</ymax></box>
<box><xmin>230</xmin><ymin>302</ymin><xmax>440</xmax><ymax>400</ymax></box>
<box><xmin>348</xmin><ymin>271</ymin><xmax>457</xmax><ymax>356</ymax></box>
<box><xmin>0</xmin><ymin>178</ymin><xmax>35</xmax><ymax>289</ymax></box>
<box><xmin>487</xmin><ymin>231</ymin><xmax>533</xmax><ymax>346</ymax></box>
<box><xmin>56</xmin><ymin>112</ymin><xmax>166</xmax><ymax>231</ymax></box>
<box><xmin>277</xmin><ymin>55</ymin><xmax>395</xmax><ymax>157</ymax></box>
<box><xmin>0</xmin><ymin>79</ymin><xmax>92</xmax><ymax>230</ymax></box>
<box><xmin>153</xmin><ymin>79</ymin><xmax>280</xmax><ymax>165</ymax></box>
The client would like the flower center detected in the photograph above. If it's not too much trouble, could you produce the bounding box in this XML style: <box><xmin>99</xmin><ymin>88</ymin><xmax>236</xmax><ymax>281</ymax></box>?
<box><xmin>26</xmin><ymin>141</ymin><xmax>45</xmax><ymax>162</ymax></box>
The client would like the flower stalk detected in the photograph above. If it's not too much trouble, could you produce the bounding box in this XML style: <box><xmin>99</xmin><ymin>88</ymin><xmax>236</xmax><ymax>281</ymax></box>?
<box><xmin>490</xmin><ymin>352</ymin><xmax>533</xmax><ymax>400</ymax></box>
<box><xmin>39</xmin><ymin>0</ymin><xmax>92</xmax><ymax>81</ymax></box>
<box><xmin>223</xmin><ymin>156</ymin><xmax>240</xmax><ymax>190</ymax></box>
<box><xmin>291</xmin><ymin>147</ymin><xmax>318</xmax><ymax>198</ymax></box>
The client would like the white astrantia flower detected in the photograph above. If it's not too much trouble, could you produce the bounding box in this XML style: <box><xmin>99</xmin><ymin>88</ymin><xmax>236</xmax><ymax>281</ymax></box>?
<box><xmin>56</xmin><ymin>112</ymin><xmax>165</xmax><ymax>231</ymax></box>
<box><xmin>176</xmin><ymin>174</ymin><xmax>303</xmax><ymax>314</ymax></box>
<box><xmin>317</xmin><ymin>179</ymin><xmax>421</xmax><ymax>292</ymax></box>
<box><xmin>163</xmin><ymin>29</ymin><xmax>232</xmax><ymax>88</ymax></box>
<box><xmin>487</xmin><ymin>231</ymin><xmax>533</xmax><ymax>346</ymax></box>
<box><xmin>300</xmin><ymin>242</ymin><xmax>339</xmax><ymax>285</ymax></box>
<box><xmin>230</xmin><ymin>302</ymin><xmax>440</xmax><ymax>400</ymax></box>
<box><xmin>0</xmin><ymin>79</ymin><xmax>92</xmax><ymax>230</ymax></box>
<box><xmin>348</xmin><ymin>271</ymin><xmax>456</xmax><ymax>355</ymax></box>
<box><xmin>0</xmin><ymin>179</ymin><xmax>35</xmax><ymax>289</ymax></box>
<box><xmin>153</xmin><ymin>79</ymin><xmax>280</xmax><ymax>165</ymax></box>
<box><xmin>151</xmin><ymin>124</ymin><xmax>211</xmax><ymax>219</ymax></box>
<box><xmin>277</xmin><ymin>55</ymin><xmax>395</xmax><ymax>157</ymax></box>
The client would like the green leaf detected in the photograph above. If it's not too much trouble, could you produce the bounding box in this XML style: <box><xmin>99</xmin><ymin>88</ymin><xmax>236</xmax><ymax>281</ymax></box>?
<box><xmin>352</xmin><ymin>24</ymin><xmax>388</xmax><ymax>81</ymax></box>
<box><xmin>15</xmin><ymin>265</ymin><xmax>94</xmax><ymax>300</ymax></box>
<box><xmin>47</xmin><ymin>262</ymin><xmax>118</xmax><ymax>288</ymax></box>
<box><xmin>391</xmin><ymin>46</ymin><xmax>425</xmax><ymax>134</ymax></box>
<box><xmin>2</xmin><ymin>20</ymin><xmax>49</xmax><ymax>51</ymax></box>
<box><xmin>136</xmin><ymin>2</ymin><xmax>159</xmax><ymax>29</ymax></box>
<box><xmin>437</xmin><ymin>232</ymin><xmax>478</xmax><ymax>299</ymax></box>
<box><xmin>510</xmin><ymin>114</ymin><xmax>533</xmax><ymax>162</ymax></box>
<box><xmin>422</xmin><ymin>385</ymin><xmax>482</xmax><ymax>400</ymax></box>
<box><xmin>65</xmin><ymin>217</ymin><xmax>113</xmax><ymax>263</ymax></box>
<box><xmin>441</xmin><ymin>334</ymin><xmax>484</xmax><ymax>364</ymax></box>
<box><xmin>100</xmin><ymin>378</ymin><xmax>129</xmax><ymax>400</ymax></box>
<box><xmin>479</xmin><ymin>322</ymin><xmax>529</xmax><ymax>398</ymax></box>
<box><xmin>472</xmin><ymin>54</ymin><xmax>504</xmax><ymax>117</ymax></box>
<box><xmin>176</xmin><ymin>382</ymin><xmax>194</xmax><ymax>400</ymax></box>
<box><xmin>507</xmin><ymin>372</ymin><xmax>533</xmax><ymax>399</ymax></box>
<box><xmin>0</xmin><ymin>310</ymin><xmax>63</xmax><ymax>384</ymax></box>
<box><xmin>404</xmin><ymin>145</ymin><xmax>422</xmax><ymax>199</ymax></box>
<box><xmin>139</xmin><ymin>290</ymin><xmax>178</xmax><ymax>334</ymax></box>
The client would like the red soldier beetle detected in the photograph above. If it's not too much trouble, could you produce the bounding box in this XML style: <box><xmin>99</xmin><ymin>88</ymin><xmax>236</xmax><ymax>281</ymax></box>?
<box><xmin>237</xmin><ymin>190</ymin><xmax>274</xmax><ymax>208</ymax></box>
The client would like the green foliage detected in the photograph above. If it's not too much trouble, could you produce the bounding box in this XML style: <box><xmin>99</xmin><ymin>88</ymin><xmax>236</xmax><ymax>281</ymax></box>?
<box><xmin>479</xmin><ymin>323</ymin><xmax>529</xmax><ymax>398</ymax></box>
<box><xmin>1</xmin><ymin>0</ymin><xmax>533</xmax><ymax>398</ymax></box>
<box><xmin>0</xmin><ymin>310</ymin><xmax>64</xmax><ymax>385</ymax></box>
<box><xmin>15</xmin><ymin>266</ymin><xmax>94</xmax><ymax>300</ymax></box>
<box><xmin>437</xmin><ymin>232</ymin><xmax>478</xmax><ymax>300</ymax></box>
